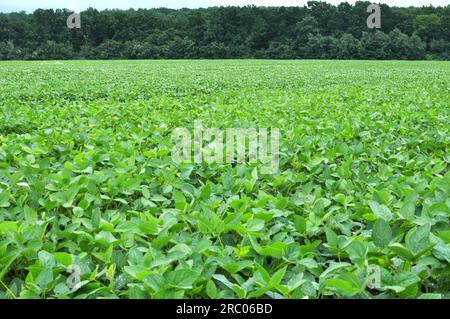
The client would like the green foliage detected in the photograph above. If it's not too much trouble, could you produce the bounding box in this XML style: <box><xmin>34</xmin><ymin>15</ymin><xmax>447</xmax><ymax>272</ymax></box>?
<box><xmin>0</xmin><ymin>4</ymin><xmax>448</xmax><ymax>60</ymax></box>
<box><xmin>0</xmin><ymin>60</ymin><xmax>449</xmax><ymax>299</ymax></box>
<box><xmin>372</xmin><ymin>219</ymin><xmax>392</xmax><ymax>248</ymax></box>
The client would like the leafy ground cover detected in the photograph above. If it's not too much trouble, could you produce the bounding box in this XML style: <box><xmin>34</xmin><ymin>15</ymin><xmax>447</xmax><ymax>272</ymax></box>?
<box><xmin>0</xmin><ymin>60</ymin><xmax>449</xmax><ymax>299</ymax></box>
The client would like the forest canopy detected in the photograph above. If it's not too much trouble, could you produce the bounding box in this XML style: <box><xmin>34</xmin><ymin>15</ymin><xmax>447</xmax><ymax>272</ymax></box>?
<box><xmin>0</xmin><ymin>1</ymin><xmax>449</xmax><ymax>60</ymax></box>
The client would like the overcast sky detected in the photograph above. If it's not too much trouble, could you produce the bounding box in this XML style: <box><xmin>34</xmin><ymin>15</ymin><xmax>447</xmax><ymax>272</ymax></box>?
<box><xmin>0</xmin><ymin>0</ymin><xmax>448</xmax><ymax>12</ymax></box>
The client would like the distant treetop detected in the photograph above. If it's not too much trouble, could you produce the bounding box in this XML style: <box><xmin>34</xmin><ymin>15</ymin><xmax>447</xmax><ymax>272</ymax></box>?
<box><xmin>0</xmin><ymin>2</ymin><xmax>449</xmax><ymax>60</ymax></box>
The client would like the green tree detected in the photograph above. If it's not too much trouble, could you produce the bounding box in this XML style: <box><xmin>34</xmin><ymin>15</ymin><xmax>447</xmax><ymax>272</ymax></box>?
<box><xmin>338</xmin><ymin>33</ymin><xmax>361</xmax><ymax>59</ymax></box>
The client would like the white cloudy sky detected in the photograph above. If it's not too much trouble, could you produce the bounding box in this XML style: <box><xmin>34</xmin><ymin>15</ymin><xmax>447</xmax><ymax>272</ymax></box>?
<box><xmin>0</xmin><ymin>0</ymin><xmax>448</xmax><ymax>12</ymax></box>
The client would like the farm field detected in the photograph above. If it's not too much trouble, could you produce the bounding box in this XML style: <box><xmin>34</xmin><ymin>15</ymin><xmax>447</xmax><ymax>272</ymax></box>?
<box><xmin>0</xmin><ymin>60</ymin><xmax>449</xmax><ymax>299</ymax></box>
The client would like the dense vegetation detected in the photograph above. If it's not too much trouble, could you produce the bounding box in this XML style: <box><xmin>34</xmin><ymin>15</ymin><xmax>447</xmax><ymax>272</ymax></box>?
<box><xmin>0</xmin><ymin>60</ymin><xmax>449</xmax><ymax>299</ymax></box>
<box><xmin>0</xmin><ymin>1</ymin><xmax>449</xmax><ymax>60</ymax></box>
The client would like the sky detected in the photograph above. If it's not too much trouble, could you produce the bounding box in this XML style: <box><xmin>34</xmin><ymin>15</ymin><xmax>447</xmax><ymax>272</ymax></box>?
<box><xmin>0</xmin><ymin>0</ymin><xmax>448</xmax><ymax>12</ymax></box>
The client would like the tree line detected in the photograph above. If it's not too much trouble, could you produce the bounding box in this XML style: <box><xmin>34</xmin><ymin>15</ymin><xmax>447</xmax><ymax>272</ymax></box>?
<box><xmin>0</xmin><ymin>1</ymin><xmax>449</xmax><ymax>60</ymax></box>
